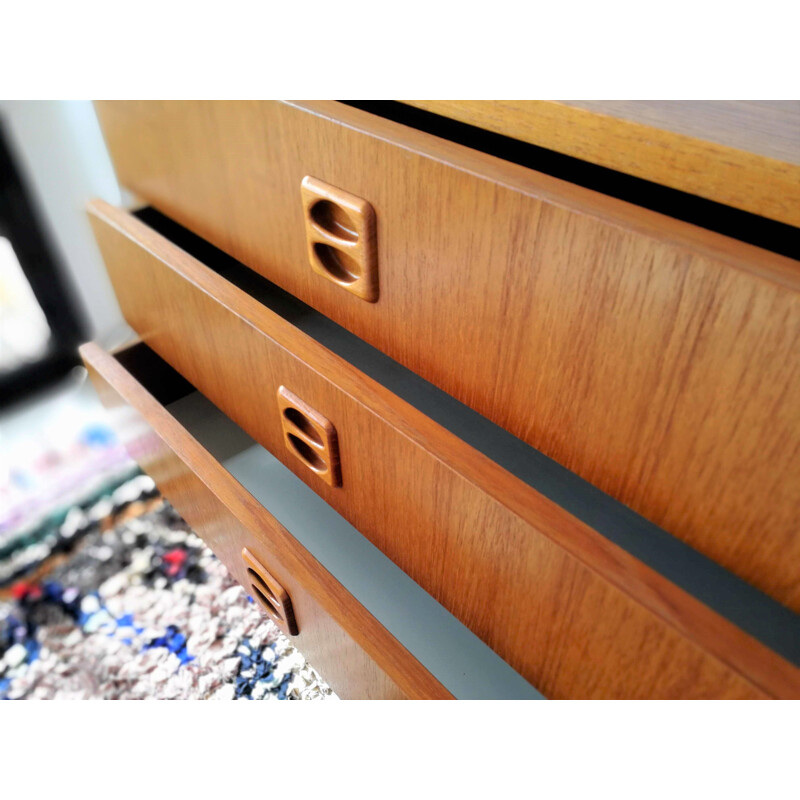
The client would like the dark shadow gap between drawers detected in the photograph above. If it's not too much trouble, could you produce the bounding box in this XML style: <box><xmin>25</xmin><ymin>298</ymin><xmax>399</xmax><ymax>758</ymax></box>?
<box><xmin>115</xmin><ymin>343</ymin><xmax>194</xmax><ymax>405</ymax></box>
<box><xmin>340</xmin><ymin>101</ymin><xmax>800</xmax><ymax>262</ymax></box>
<box><xmin>134</xmin><ymin>206</ymin><xmax>800</xmax><ymax>668</ymax></box>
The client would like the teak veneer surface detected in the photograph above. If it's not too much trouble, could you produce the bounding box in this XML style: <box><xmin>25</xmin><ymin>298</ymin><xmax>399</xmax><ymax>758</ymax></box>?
<box><xmin>94</xmin><ymin>100</ymin><xmax>800</xmax><ymax>612</ymax></box>
<box><xmin>86</xmin><ymin>199</ymin><xmax>800</xmax><ymax>699</ymax></box>
<box><xmin>81</xmin><ymin>341</ymin><xmax>451</xmax><ymax>700</ymax></box>
<box><xmin>404</xmin><ymin>100</ymin><xmax>800</xmax><ymax>227</ymax></box>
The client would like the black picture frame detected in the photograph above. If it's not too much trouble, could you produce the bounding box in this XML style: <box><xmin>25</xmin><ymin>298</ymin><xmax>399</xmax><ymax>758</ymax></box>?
<box><xmin>0</xmin><ymin>113</ymin><xmax>87</xmax><ymax>409</ymax></box>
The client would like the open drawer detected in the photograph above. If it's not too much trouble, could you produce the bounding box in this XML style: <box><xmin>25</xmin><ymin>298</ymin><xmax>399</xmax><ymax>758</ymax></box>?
<box><xmin>93</xmin><ymin>101</ymin><xmax>800</xmax><ymax>614</ymax></box>
<box><xmin>84</xmin><ymin>201</ymin><xmax>800</xmax><ymax>698</ymax></box>
<box><xmin>82</xmin><ymin>340</ymin><xmax>547</xmax><ymax>699</ymax></box>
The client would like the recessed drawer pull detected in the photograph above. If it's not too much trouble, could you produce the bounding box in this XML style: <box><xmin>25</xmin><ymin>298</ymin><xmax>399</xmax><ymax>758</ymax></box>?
<box><xmin>243</xmin><ymin>548</ymin><xmax>298</xmax><ymax>635</ymax></box>
<box><xmin>277</xmin><ymin>385</ymin><xmax>341</xmax><ymax>487</ymax></box>
<box><xmin>301</xmin><ymin>176</ymin><xmax>378</xmax><ymax>302</ymax></box>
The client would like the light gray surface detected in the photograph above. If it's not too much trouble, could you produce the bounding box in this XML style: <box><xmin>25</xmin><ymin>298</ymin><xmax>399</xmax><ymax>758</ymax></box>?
<box><xmin>168</xmin><ymin>391</ymin><xmax>543</xmax><ymax>700</ymax></box>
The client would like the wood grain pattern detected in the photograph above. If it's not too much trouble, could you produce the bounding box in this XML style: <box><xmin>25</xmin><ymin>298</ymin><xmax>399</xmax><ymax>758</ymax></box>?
<box><xmin>87</xmin><ymin>200</ymin><xmax>800</xmax><ymax>699</ymax></box>
<box><xmin>404</xmin><ymin>100</ymin><xmax>800</xmax><ymax>226</ymax></box>
<box><xmin>559</xmin><ymin>101</ymin><xmax>800</xmax><ymax>164</ymax></box>
<box><xmin>94</xmin><ymin>100</ymin><xmax>800</xmax><ymax>612</ymax></box>
<box><xmin>81</xmin><ymin>340</ymin><xmax>452</xmax><ymax>700</ymax></box>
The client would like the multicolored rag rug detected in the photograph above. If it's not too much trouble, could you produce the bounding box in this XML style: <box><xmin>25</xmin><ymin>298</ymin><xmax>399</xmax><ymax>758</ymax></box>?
<box><xmin>1</xmin><ymin>404</ymin><xmax>136</xmax><ymax>587</ymax></box>
<box><xmin>0</xmin><ymin>474</ymin><xmax>336</xmax><ymax>700</ymax></box>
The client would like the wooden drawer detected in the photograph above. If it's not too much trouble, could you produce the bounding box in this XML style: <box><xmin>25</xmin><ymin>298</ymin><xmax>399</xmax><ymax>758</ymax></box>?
<box><xmin>94</xmin><ymin>100</ymin><xmax>800</xmax><ymax>613</ymax></box>
<box><xmin>86</xmin><ymin>200</ymin><xmax>800</xmax><ymax>699</ymax></box>
<box><xmin>80</xmin><ymin>340</ymin><xmax>455</xmax><ymax>700</ymax></box>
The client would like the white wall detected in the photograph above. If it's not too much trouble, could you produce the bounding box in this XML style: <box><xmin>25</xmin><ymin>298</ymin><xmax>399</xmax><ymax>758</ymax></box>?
<box><xmin>0</xmin><ymin>101</ymin><xmax>127</xmax><ymax>345</ymax></box>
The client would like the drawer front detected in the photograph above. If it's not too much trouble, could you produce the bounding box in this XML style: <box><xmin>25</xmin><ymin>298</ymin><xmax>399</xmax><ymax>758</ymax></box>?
<box><xmin>80</xmin><ymin>341</ymin><xmax>451</xmax><ymax>700</ymax></box>
<box><xmin>87</xmin><ymin>201</ymin><xmax>800</xmax><ymax>699</ymax></box>
<box><xmin>94</xmin><ymin>100</ymin><xmax>800</xmax><ymax>613</ymax></box>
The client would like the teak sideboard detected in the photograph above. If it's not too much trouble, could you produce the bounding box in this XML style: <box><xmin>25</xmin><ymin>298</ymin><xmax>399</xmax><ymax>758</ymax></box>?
<box><xmin>81</xmin><ymin>100</ymin><xmax>800</xmax><ymax>699</ymax></box>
